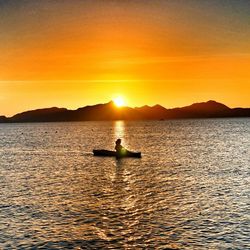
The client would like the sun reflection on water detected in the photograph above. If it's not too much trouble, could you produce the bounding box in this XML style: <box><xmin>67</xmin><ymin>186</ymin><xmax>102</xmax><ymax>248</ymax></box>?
<box><xmin>114</xmin><ymin>120</ymin><xmax>125</xmax><ymax>144</ymax></box>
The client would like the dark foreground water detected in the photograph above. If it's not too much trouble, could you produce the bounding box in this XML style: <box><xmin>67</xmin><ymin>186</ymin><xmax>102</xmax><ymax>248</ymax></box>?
<box><xmin>0</xmin><ymin>119</ymin><xmax>249</xmax><ymax>249</ymax></box>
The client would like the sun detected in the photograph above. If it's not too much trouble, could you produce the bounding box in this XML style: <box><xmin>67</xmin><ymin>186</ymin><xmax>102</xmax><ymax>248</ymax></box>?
<box><xmin>113</xmin><ymin>96</ymin><xmax>125</xmax><ymax>107</ymax></box>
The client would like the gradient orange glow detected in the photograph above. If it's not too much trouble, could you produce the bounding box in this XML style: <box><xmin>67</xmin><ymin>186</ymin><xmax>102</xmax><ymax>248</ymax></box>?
<box><xmin>0</xmin><ymin>1</ymin><xmax>250</xmax><ymax>116</ymax></box>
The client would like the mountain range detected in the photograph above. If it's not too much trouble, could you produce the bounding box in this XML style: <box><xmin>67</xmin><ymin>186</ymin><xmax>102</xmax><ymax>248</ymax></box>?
<box><xmin>0</xmin><ymin>100</ymin><xmax>249</xmax><ymax>123</ymax></box>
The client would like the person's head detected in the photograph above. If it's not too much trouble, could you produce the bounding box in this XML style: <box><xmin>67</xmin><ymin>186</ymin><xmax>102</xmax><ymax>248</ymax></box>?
<box><xmin>116</xmin><ymin>139</ymin><xmax>121</xmax><ymax>145</ymax></box>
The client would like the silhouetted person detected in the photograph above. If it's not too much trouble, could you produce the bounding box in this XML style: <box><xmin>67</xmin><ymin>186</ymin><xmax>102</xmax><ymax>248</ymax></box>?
<box><xmin>115</xmin><ymin>139</ymin><xmax>126</xmax><ymax>155</ymax></box>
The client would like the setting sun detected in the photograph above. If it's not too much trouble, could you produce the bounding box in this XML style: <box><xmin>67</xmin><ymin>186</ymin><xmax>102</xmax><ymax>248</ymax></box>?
<box><xmin>113</xmin><ymin>96</ymin><xmax>125</xmax><ymax>107</ymax></box>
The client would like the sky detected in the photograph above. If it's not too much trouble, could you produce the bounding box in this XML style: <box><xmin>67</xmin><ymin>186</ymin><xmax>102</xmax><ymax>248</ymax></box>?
<box><xmin>1</xmin><ymin>0</ymin><xmax>250</xmax><ymax>116</ymax></box>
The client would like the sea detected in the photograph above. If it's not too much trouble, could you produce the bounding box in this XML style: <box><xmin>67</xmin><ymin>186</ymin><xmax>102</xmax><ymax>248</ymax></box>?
<box><xmin>0</xmin><ymin>119</ymin><xmax>249</xmax><ymax>249</ymax></box>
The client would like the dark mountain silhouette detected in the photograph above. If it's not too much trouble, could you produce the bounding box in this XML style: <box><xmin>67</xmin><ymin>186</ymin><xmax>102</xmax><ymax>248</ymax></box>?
<box><xmin>165</xmin><ymin>100</ymin><xmax>232</xmax><ymax>119</ymax></box>
<box><xmin>0</xmin><ymin>116</ymin><xmax>8</xmax><ymax>122</ymax></box>
<box><xmin>0</xmin><ymin>100</ymin><xmax>249</xmax><ymax>123</ymax></box>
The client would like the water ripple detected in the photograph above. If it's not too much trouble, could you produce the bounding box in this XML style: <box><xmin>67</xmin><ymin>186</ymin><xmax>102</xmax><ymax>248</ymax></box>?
<box><xmin>0</xmin><ymin>119</ymin><xmax>249</xmax><ymax>249</ymax></box>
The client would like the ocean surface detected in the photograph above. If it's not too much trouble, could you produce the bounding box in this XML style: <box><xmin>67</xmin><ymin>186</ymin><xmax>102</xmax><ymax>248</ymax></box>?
<box><xmin>0</xmin><ymin>119</ymin><xmax>249</xmax><ymax>249</ymax></box>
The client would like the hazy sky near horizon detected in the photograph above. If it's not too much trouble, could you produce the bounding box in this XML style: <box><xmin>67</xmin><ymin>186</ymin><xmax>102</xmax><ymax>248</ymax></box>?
<box><xmin>1</xmin><ymin>0</ymin><xmax>250</xmax><ymax>116</ymax></box>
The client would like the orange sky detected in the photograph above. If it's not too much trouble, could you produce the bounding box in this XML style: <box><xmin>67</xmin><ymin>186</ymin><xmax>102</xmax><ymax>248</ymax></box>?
<box><xmin>1</xmin><ymin>0</ymin><xmax>250</xmax><ymax>116</ymax></box>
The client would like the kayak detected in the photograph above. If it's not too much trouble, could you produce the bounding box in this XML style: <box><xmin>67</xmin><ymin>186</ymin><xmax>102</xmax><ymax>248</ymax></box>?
<box><xmin>93</xmin><ymin>149</ymin><xmax>141</xmax><ymax>158</ymax></box>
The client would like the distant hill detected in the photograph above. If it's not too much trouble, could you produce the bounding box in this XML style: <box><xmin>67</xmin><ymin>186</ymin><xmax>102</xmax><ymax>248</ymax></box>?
<box><xmin>0</xmin><ymin>116</ymin><xmax>8</xmax><ymax>123</ymax></box>
<box><xmin>165</xmin><ymin>100</ymin><xmax>232</xmax><ymax>119</ymax></box>
<box><xmin>0</xmin><ymin>100</ymin><xmax>249</xmax><ymax>123</ymax></box>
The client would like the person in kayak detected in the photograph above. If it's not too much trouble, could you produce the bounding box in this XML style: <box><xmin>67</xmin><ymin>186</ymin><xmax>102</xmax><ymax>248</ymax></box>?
<box><xmin>115</xmin><ymin>138</ymin><xmax>127</xmax><ymax>155</ymax></box>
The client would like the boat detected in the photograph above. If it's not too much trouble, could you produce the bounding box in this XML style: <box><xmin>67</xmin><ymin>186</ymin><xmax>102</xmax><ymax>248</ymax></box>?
<box><xmin>93</xmin><ymin>149</ymin><xmax>141</xmax><ymax>158</ymax></box>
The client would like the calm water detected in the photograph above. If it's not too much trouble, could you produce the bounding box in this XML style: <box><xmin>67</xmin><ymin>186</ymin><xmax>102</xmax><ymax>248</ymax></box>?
<box><xmin>0</xmin><ymin>119</ymin><xmax>249</xmax><ymax>249</ymax></box>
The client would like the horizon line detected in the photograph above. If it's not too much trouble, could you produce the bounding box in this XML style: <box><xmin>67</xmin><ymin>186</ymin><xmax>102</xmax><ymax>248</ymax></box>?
<box><xmin>1</xmin><ymin>100</ymin><xmax>249</xmax><ymax>119</ymax></box>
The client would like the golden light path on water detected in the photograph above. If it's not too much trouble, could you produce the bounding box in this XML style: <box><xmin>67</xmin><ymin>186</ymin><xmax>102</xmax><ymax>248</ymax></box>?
<box><xmin>113</xmin><ymin>120</ymin><xmax>139</xmax><ymax>216</ymax></box>
<box><xmin>114</xmin><ymin>120</ymin><xmax>126</xmax><ymax>145</ymax></box>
